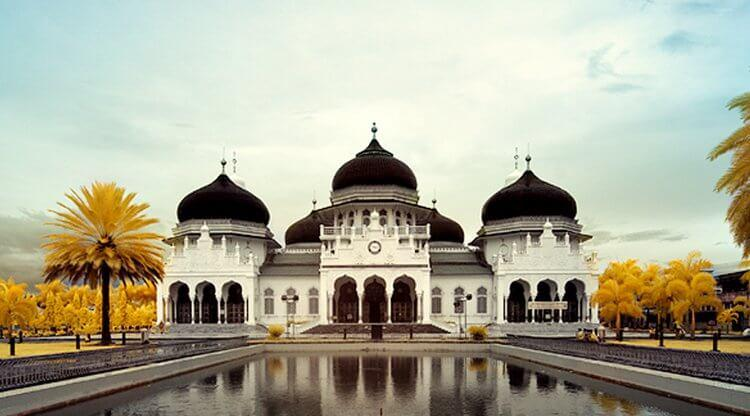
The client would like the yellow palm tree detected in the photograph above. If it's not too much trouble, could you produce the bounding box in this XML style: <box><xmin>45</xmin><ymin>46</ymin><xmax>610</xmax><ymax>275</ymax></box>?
<box><xmin>717</xmin><ymin>307</ymin><xmax>739</xmax><ymax>334</ymax></box>
<box><xmin>592</xmin><ymin>261</ymin><xmax>644</xmax><ymax>339</ymax></box>
<box><xmin>639</xmin><ymin>264</ymin><xmax>677</xmax><ymax>335</ymax></box>
<box><xmin>42</xmin><ymin>182</ymin><xmax>165</xmax><ymax>345</ymax></box>
<box><xmin>0</xmin><ymin>277</ymin><xmax>38</xmax><ymax>337</ymax></box>
<box><xmin>708</xmin><ymin>92</ymin><xmax>750</xmax><ymax>256</ymax></box>
<box><xmin>668</xmin><ymin>273</ymin><xmax>720</xmax><ymax>339</ymax></box>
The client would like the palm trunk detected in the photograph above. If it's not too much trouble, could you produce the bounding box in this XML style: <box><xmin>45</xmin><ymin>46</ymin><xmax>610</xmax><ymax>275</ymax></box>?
<box><xmin>690</xmin><ymin>308</ymin><xmax>696</xmax><ymax>340</ymax></box>
<box><xmin>101</xmin><ymin>267</ymin><xmax>112</xmax><ymax>345</ymax></box>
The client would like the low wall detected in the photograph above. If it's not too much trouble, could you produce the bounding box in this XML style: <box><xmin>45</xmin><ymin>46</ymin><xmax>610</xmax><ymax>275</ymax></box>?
<box><xmin>491</xmin><ymin>344</ymin><xmax>750</xmax><ymax>415</ymax></box>
<box><xmin>0</xmin><ymin>345</ymin><xmax>263</xmax><ymax>416</ymax></box>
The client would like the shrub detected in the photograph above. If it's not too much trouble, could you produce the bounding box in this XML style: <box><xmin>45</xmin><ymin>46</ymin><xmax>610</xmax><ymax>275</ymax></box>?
<box><xmin>267</xmin><ymin>324</ymin><xmax>285</xmax><ymax>339</ymax></box>
<box><xmin>468</xmin><ymin>325</ymin><xmax>488</xmax><ymax>341</ymax></box>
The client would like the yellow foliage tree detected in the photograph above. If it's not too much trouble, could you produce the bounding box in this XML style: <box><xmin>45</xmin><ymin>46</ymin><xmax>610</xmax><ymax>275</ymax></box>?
<box><xmin>0</xmin><ymin>277</ymin><xmax>38</xmax><ymax>337</ymax></box>
<box><xmin>666</xmin><ymin>252</ymin><xmax>720</xmax><ymax>339</ymax></box>
<box><xmin>717</xmin><ymin>308</ymin><xmax>739</xmax><ymax>334</ymax></box>
<box><xmin>42</xmin><ymin>182</ymin><xmax>165</xmax><ymax>345</ymax></box>
<box><xmin>592</xmin><ymin>260</ymin><xmax>644</xmax><ymax>338</ymax></box>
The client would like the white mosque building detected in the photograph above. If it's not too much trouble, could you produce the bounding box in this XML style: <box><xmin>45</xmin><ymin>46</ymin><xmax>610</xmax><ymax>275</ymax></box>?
<box><xmin>156</xmin><ymin>124</ymin><xmax>599</xmax><ymax>334</ymax></box>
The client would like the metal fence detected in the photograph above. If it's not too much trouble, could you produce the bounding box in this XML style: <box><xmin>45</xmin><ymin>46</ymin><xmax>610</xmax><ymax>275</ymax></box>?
<box><xmin>0</xmin><ymin>338</ymin><xmax>247</xmax><ymax>392</ymax></box>
<box><xmin>504</xmin><ymin>336</ymin><xmax>750</xmax><ymax>386</ymax></box>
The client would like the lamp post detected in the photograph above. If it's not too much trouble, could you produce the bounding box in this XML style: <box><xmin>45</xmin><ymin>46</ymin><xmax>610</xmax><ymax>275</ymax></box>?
<box><xmin>453</xmin><ymin>293</ymin><xmax>473</xmax><ymax>339</ymax></box>
<box><xmin>281</xmin><ymin>294</ymin><xmax>300</xmax><ymax>338</ymax></box>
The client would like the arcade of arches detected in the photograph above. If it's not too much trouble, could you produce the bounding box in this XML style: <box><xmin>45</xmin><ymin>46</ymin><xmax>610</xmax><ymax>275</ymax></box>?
<box><xmin>166</xmin><ymin>281</ymin><xmax>247</xmax><ymax>324</ymax></box>
<box><xmin>505</xmin><ymin>279</ymin><xmax>588</xmax><ymax>323</ymax></box>
<box><xmin>333</xmin><ymin>276</ymin><xmax>419</xmax><ymax>324</ymax></box>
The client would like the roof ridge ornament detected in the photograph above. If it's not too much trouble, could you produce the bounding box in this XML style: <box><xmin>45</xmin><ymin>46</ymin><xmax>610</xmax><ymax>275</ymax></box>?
<box><xmin>356</xmin><ymin>122</ymin><xmax>394</xmax><ymax>157</ymax></box>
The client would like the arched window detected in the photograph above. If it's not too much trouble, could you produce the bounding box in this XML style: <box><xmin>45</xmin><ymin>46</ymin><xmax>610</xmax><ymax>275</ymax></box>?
<box><xmin>348</xmin><ymin>211</ymin><xmax>355</xmax><ymax>227</ymax></box>
<box><xmin>379</xmin><ymin>209</ymin><xmax>388</xmax><ymax>226</ymax></box>
<box><xmin>395</xmin><ymin>211</ymin><xmax>402</xmax><ymax>226</ymax></box>
<box><xmin>477</xmin><ymin>287</ymin><xmax>488</xmax><ymax>314</ymax></box>
<box><xmin>454</xmin><ymin>287</ymin><xmax>465</xmax><ymax>313</ymax></box>
<box><xmin>264</xmin><ymin>288</ymin><xmax>274</xmax><ymax>315</ymax></box>
<box><xmin>363</xmin><ymin>210</ymin><xmax>371</xmax><ymax>227</ymax></box>
<box><xmin>337</xmin><ymin>213</ymin><xmax>344</xmax><ymax>227</ymax></box>
<box><xmin>406</xmin><ymin>213</ymin><xmax>413</xmax><ymax>226</ymax></box>
<box><xmin>431</xmin><ymin>287</ymin><xmax>442</xmax><ymax>314</ymax></box>
<box><xmin>286</xmin><ymin>288</ymin><xmax>297</xmax><ymax>314</ymax></box>
<box><xmin>308</xmin><ymin>287</ymin><xmax>319</xmax><ymax>315</ymax></box>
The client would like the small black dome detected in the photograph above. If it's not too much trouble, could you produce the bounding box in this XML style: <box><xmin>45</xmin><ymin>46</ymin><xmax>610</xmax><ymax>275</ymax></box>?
<box><xmin>285</xmin><ymin>210</ymin><xmax>327</xmax><ymax>245</ymax></box>
<box><xmin>177</xmin><ymin>174</ymin><xmax>270</xmax><ymax>224</ymax></box>
<box><xmin>481</xmin><ymin>170</ymin><xmax>577</xmax><ymax>223</ymax></box>
<box><xmin>332</xmin><ymin>139</ymin><xmax>418</xmax><ymax>191</ymax></box>
<box><xmin>420</xmin><ymin>209</ymin><xmax>464</xmax><ymax>243</ymax></box>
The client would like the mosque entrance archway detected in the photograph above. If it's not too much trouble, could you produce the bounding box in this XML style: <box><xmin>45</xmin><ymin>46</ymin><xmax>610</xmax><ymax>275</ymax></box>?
<box><xmin>562</xmin><ymin>280</ymin><xmax>585</xmax><ymax>322</ymax></box>
<box><xmin>225</xmin><ymin>282</ymin><xmax>244</xmax><ymax>324</ymax></box>
<box><xmin>171</xmin><ymin>282</ymin><xmax>191</xmax><ymax>324</ymax></box>
<box><xmin>334</xmin><ymin>277</ymin><xmax>359</xmax><ymax>323</ymax></box>
<box><xmin>507</xmin><ymin>280</ymin><xmax>528</xmax><ymax>323</ymax></box>
<box><xmin>199</xmin><ymin>282</ymin><xmax>219</xmax><ymax>324</ymax></box>
<box><xmin>363</xmin><ymin>277</ymin><xmax>387</xmax><ymax>323</ymax></box>
<box><xmin>391</xmin><ymin>276</ymin><xmax>416</xmax><ymax>323</ymax></box>
<box><xmin>534</xmin><ymin>280</ymin><xmax>556</xmax><ymax>323</ymax></box>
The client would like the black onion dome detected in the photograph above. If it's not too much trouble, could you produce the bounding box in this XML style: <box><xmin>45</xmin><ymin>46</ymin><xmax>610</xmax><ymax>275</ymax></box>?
<box><xmin>285</xmin><ymin>210</ymin><xmax>326</xmax><ymax>245</ymax></box>
<box><xmin>420</xmin><ymin>209</ymin><xmax>464</xmax><ymax>243</ymax></box>
<box><xmin>481</xmin><ymin>170</ymin><xmax>577</xmax><ymax>223</ymax></box>
<box><xmin>177</xmin><ymin>174</ymin><xmax>270</xmax><ymax>224</ymax></box>
<box><xmin>332</xmin><ymin>138</ymin><xmax>418</xmax><ymax>191</ymax></box>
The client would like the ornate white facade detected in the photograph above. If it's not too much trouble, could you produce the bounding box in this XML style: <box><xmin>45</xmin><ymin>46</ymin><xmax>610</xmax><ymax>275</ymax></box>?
<box><xmin>157</xmin><ymin>125</ymin><xmax>599</xmax><ymax>332</ymax></box>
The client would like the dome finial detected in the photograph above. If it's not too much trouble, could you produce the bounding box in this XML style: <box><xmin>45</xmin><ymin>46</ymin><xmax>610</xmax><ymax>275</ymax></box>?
<box><xmin>525</xmin><ymin>144</ymin><xmax>531</xmax><ymax>171</ymax></box>
<box><xmin>432</xmin><ymin>189</ymin><xmax>437</xmax><ymax>208</ymax></box>
<box><xmin>514</xmin><ymin>147</ymin><xmax>519</xmax><ymax>170</ymax></box>
<box><xmin>312</xmin><ymin>190</ymin><xmax>317</xmax><ymax>210</ymax></box>
<box><xmin>220</xmin><ymin>157</ymin><xmax>227</xmax><ymax>174</ymax></box>
<box><xmin>371</xmin><ymin>122</ymin><xmax>378</xmax><ymax>139</ymax></box>
<box><xmin>232</xmin><ymin>151</ymin><xmax>238</xmax><ymax>174</ymax></box>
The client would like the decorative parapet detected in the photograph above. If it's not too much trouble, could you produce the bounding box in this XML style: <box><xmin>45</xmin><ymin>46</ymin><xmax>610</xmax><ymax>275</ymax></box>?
<box><xmin>167</xmin><ymin>222</ymin><xmax>258</xmax><ymax>274</ymax></box>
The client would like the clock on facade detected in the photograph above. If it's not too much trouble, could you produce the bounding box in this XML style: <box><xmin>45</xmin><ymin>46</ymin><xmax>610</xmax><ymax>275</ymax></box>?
<box><xmin>368</xmin><ymin>240</ymin><xmax>382</xmax><ymax>254</ymax></box>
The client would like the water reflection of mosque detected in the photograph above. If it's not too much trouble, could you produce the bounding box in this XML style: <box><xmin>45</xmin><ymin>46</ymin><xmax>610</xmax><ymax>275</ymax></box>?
<box><xmin>190</xmin><ymin>354</ymin><xmax>602</xmax><ymax>415</ymax></box>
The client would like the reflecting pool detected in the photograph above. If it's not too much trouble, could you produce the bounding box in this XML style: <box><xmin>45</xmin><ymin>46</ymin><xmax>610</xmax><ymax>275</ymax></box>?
<box><xmin>44</xmin><ymin>352</ymin><xmax>735</xmax><ymax>416</ymax></box>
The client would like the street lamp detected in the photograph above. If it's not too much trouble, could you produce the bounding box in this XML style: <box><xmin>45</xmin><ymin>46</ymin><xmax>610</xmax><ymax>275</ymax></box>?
<box><xmin>453</xmin><ymin>293</ymin><xmax>473</xmax><ymax>339</ymax></box>
<box><xmin>281</xmin><ymin>294</ymin><xmax>300</xmax><ymax>337</ymax></box>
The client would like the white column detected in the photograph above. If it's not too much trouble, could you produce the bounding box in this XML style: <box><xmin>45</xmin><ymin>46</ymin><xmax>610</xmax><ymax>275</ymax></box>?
<box><xmin>190</xmin><ymin>295</ymin><xmax>196</xmax><ymax>324</ymax></box>
<box><xmin>496</xmin><ymin>280</ymin><xmax>505</xmax><ymax>324</ymax></box>
<box><xmin>357</xmin><ymin>289</ymin><xmax>364</xmax><ymax>323</ymax></box>
<box><xmin>197</xmin><ymin>297</ymin><xmax>202</xmax><ymax>324</ymax></box>
<box><xmin>385</xmin><ymin>291</ymin><xmax>392</xmax><ymax>323</ymax></box>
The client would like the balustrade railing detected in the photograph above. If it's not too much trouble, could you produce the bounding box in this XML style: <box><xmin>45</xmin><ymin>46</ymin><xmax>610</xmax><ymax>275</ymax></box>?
<box><xmin>321</xmin><ymin>225</ymin><xmax>429</xmax><ymax>238</ymax></box>
<box><xmin>0</xmin><ymin>338</ymin><xmax>247</xmax><ymax>392</ymax></box>
<box><xmin>505</xmin><ymin>336</ymin><xmax>750</xmax><ymax>386</ymax></box>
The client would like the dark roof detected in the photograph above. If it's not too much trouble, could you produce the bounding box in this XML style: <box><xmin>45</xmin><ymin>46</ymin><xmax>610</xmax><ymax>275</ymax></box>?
<box><xmin>430</xmin><ymin>251</ymin><xmax>492</xmax><ymax>276</ymax></box>
<box><xmin>260</xmin><ymin>252</ymin><xmax>321</xmax><ymax>277</ymax></box>
<box><xmin>177</xmin><ymin>174</ymin><xmax>270</xmax><ymax>224</ymax></box>
<box><xmin>481</xmin><ymin>170</ymin><xmax>577</xmax><ymax>223</ymax></box>
<box><xmin>332</xmin><ymin>139</ymin><xmax>418</xmax><ymax>191</ymax></box>
<box><xmin>418</xmin><ymin>209</ymin><xmax>464</xmax><ymax>243</ymax></box>
<box><xmin>285</xmin><ymin>210</ymin><xmax>331</xmax><ymax>245</ymax></box>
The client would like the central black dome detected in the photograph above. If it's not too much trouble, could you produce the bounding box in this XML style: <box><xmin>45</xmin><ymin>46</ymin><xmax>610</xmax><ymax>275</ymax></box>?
<box><xmin>285</xmin><ymin>210</ymin><xmax>327</xmax><ymax>245</ymax></box>
<box><xmin>177</xmin><ymin>174</ymin><xmax>270</xmax><ymax>224</ymax></box>
<box><xmin>419</xmin><ymin>209</ymin><xmax>464</xmax><ymax>243</ymax></box>
<box><xmin>481</xmin><ymin>170</ymin><xmax>577</xmax><ymax>223</ymax></box>
<box><xmin>332</xmin><ymin>129</ymin><xmax>417</xmax><ymax>191</ymax></box>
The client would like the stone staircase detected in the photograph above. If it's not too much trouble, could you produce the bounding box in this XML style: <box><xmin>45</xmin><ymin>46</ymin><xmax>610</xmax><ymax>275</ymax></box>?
<box><xmin>488</xmin><ymin>322</ymin><xmax>598</xmax><ymax>338</ymax></box>
<box><xmin>302</xmin><ymin>323</ymin><xmax>449</xmax><ymax>335</ymax></box>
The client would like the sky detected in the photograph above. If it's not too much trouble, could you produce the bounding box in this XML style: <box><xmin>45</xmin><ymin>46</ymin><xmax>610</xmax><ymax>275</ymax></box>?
<box><xmin>1</xmin><ymin>1</ymin><xmax>749</xmax><ymax>285</ymax></box>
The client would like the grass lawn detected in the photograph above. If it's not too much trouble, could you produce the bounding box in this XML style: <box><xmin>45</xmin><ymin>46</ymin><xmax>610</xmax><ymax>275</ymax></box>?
<box><xmin>611</xmin><ymin>338</ymin><xmax>750</xmax><ymax>354</ymax></box>
<box><xmin>0</xmin><ymin>341</ymin><xmax>117</xmax><ymax>358</ymax></box>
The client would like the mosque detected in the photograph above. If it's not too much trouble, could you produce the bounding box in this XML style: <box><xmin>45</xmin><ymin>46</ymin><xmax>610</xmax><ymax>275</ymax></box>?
<box><xmin>156</xmin><ymin>124</ymin><xmax>599</xmax><ymax>334</ymax></box>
